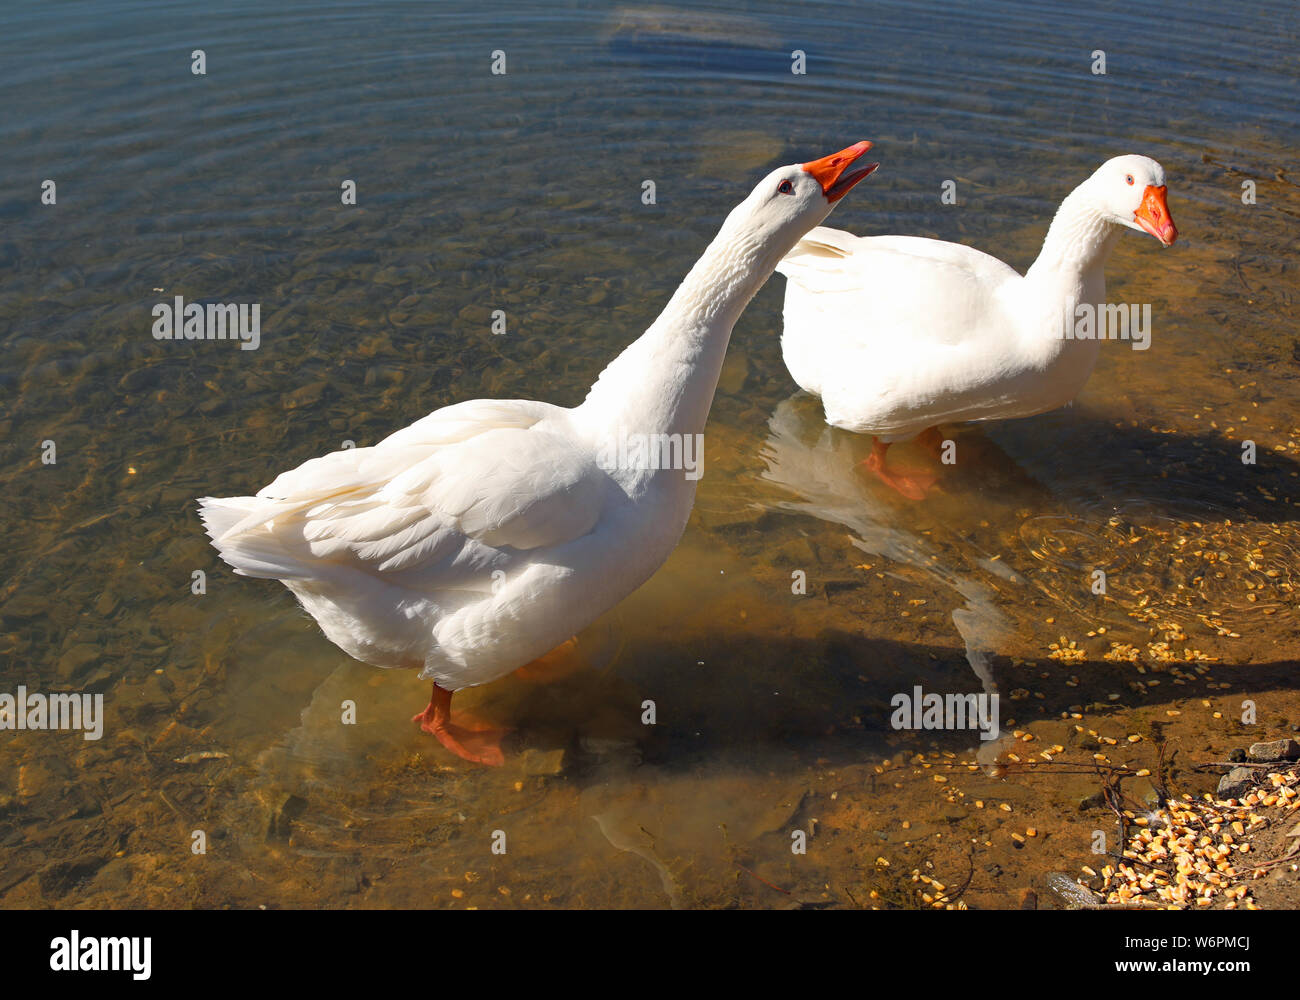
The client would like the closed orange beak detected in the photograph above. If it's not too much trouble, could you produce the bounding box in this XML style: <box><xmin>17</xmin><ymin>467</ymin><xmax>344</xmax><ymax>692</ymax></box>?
<box><xmin>1134</xmin><ymin>184</ymin><xmax>1177</xmax><ymax>246</ymax></box>
<box><xmin>802</xmin><ymin>140</ymin><xmax>879</xmax><ymax>202</ymax></box>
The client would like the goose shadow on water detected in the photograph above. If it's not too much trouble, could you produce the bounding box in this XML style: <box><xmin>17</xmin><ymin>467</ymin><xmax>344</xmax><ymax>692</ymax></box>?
<box><xmin>255</xmin><ymin>633</ymin><xmax>1300</xmax><ymax>786</ymax></box>
<box><xmin>989</xmin><ymin>403</ymin><xmax>1300</xmax><ymax>526</ymax></box>
<box><xmin>252</xmin><ymin>629</ymin><xmax>993</xmax><ymax>787</ymax></box>
<box><xmin>762</xmin><ymin>391</ymin><xmax>1300</xmax><ymax>526</ymax></box>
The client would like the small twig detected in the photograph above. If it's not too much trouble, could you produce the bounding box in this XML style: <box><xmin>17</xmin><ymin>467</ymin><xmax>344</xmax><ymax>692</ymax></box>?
<box><xmin>1102</xmin><ymin>850</ymin><xmax>1166</xmax><ymax>874</ymax></box>
<box><xmin>1195</xmin><ymin>760</ymin><xmax>1288</xmax><ymax>770</ymax></box>
<box><xmin>933</xmin><ymin>847</ymin><xmax>976</xmax><ymax>906</ymax></box>
<box><xmin>1232</xmin><ymin>257</ymin><xmax>1252</xmax><ymax>293</ymax></box>
<box><xmin>734</xmin><ymin>862</ymin><xmax>791</xmax><ymax>895</ymax></box>
<box><xmin>157</xmin><ymin>789</ymin><xmax>186</xmax><ymax>821</ymax></box>
<box><xmin>1251</xmin><ymin>840</ymin><xmax>1300</xmax><ymax>874</ymax></box>
<box><xmin>1155</xmin><ymin>741</ymin><xmax>1181</xmax><ymax>805</ymax></box>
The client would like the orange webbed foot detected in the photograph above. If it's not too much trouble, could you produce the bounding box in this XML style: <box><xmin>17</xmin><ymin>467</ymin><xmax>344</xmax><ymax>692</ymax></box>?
<box><xmin>413</xmin><ymin>683</ymin><xmax>508</xmax><ymax>767</ymax></box>
<box><xmin>862</xmin><ymin>436</ymin><xmax>938</xmax><ymax>500</ymax></box>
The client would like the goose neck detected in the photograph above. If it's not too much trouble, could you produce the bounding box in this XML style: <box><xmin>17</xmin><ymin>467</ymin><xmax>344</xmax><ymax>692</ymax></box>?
<box><xmin>1026</xmin><ymin>187</ymin><xmax>1120</xmax><ymax>282</ymax></box>
<box><xmin>577</xmin><ymin>216</ymin><xmax>781</xmax><ymax>439</ymax></box>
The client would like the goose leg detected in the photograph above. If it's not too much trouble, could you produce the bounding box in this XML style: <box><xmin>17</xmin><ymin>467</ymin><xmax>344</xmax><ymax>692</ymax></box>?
<box><xmin>513</xmin><ymin>635</ymin><xmax>584</xmax><ymax>682</ymax></box>
<box><xmin>412</xmin><ymin>683</ymin><xmax>507</xmax><ymax>767</ymax></box>
<box><xmin>862</xmin><ymin>436</ymin><xmax>936</xmax><ymax>500</ymax></box>
<box><xmin>914</xmin><ymin>426</ymin><xmax>945</xmax><ymax>457</ymax></box>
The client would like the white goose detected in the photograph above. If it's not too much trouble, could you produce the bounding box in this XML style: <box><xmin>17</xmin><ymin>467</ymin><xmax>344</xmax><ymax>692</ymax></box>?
<box><xmin>775</xmin><ymin>154</ymin><xmax>1178</xmax><ymax>499</ymax></box>
<box><xmin>199</xmin><ymin>140</ymin><xmax>878</xmax><ymax>765</ymax></box>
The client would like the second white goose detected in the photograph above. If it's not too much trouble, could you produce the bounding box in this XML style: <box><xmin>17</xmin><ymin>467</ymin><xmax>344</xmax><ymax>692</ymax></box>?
<box><xmin>775</xmin><ymin>154</ymin><xmax>1178</xmax><ymax>498</ymax></box>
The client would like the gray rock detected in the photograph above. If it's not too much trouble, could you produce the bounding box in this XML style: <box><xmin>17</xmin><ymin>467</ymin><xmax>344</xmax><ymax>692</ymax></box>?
<box><xmin>90</xmin><ymin>858</ymin><xmax>133</xmax><ymax>893</ymax></box>
<box><xmin>373</xmin><ymin>266</ymin><xmax>411</xmax><ymax>287</ymax></box>
<box><xmin>80</xmin><ymin>667</ymin><xmax>115</xmax><ymax>694</ymax></box>
<box><xmin>1247</xmin><ymin>739</ymin><xmax>1300</xmax><ymax>763</ymax></box>
<box><xmin>267</xmin><ymin>793</ymin><xmax>308</xmax><ymax>842</ymax></box>
<box><xmin>117</xmin><ymin>367</ymin><xmax>159</xmax><ymax>392</ymax></box>
<box><xmin>519</xmin><ymin>748</ymin><xmax>566</xmax><ymax>776</ymax></box>
<box><xmin>283</xmin><ymin>382</ymin><xmax>326</xmax><ymax>410</ymax></box>
<box><xmin>773</xmin><ymin>536</ymin><xmax>817</xmax><ymax>568</ymax></box>
<box><xmin>118</xmin><ymin>674</ymin><xmax>173</xmax><ymax>723</ymax></box>
<box><xmin>56</xmin><ymin>644</ymin><xmax>99</xmax><ymax>682</ymax></box>
<box><xmin>1046</xmin><ymin>872</ymin><xmax>1101</xmax><ymax>910</ymax></box>
<box><xmin>37</xmin><ymin>855</ymin><xmax>106</xmax><ymax>898</ymax></box>
<box><xmin>18</xmin><ymin>762</ymin><xmax>57</xmax><ymax>799</ymax></box>
<box><xmin>0</xmin><ymin>593</ymin><xmax>45</xmax><ymax>621</ymax></box>
<box><xmin>1217</xmin><ymin>767</ymin><xmax>1256</xmax><ymax>801</ymax></box>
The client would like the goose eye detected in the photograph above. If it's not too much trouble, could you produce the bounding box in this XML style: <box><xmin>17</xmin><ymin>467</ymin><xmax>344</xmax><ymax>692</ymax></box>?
<box><xmin>1125</xmin><ymin>174</ymin><xmax>1134</xmax><ymax>185</ymax></box>
<box><xmin>777</xmin><ymin>179</ymin><xmax>795</xmax><ymax>195</ymax></box>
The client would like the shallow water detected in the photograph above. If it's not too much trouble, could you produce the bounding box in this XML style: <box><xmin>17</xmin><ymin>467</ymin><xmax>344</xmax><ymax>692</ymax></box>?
<box><xmin>1</xmin><ymin>0</ymin><xmax>1297</xmax><ymax>908</ymax></box>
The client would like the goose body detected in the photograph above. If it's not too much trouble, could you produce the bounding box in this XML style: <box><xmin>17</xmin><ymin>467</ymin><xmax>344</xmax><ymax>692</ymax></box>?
<box><xmin>775</xmin><ymin>155</ymin><xmax>1177</xmax><ymax>494</ymax></box>
<box><xmin>199</xmin><ymin>396</ymin><xmax>666</xmax><ymax>692</ymax></box>
<box><xmin>199</xmin><ymin>140</ymin><xmax>878</xmax><ymax>763</ymax></box>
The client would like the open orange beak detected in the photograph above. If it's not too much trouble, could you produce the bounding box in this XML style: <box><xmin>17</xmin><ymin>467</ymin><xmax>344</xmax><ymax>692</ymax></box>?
<box><xmin>1134</xmin><ymin>184</ymin><xmax>1177</xmax><ymax>246</ymax></box>
<box><xmin>802</xmin><ymin>140</ymin><xmax>879</xmax><ymax>202</ymax></box>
